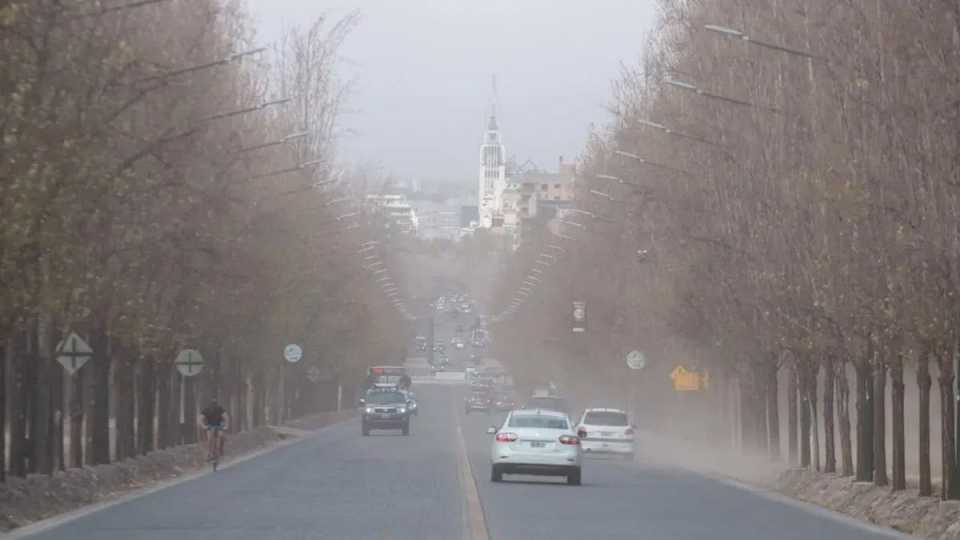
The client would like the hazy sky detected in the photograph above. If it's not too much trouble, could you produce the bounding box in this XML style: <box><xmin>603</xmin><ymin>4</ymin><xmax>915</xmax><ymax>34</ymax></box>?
<box><xmin>247</xmin><ymin>0</ymin><xmax>657</xmax><ymax>185</ymax></box>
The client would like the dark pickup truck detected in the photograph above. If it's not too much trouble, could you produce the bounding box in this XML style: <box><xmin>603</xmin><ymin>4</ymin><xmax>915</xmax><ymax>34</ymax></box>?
<box><xmin>361</xmin><ymin>389</ymin><xmax>412</xmax><ymax>436</ymax></box>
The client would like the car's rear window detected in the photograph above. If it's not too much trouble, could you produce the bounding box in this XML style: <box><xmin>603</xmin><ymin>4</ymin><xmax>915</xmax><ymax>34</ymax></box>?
<box><xmin>584</xmin><ymin>411</ymin><xmax>628</xmax><ymax>426</ymax></box>
<box><xmin>366</xmin><ymin>392</ymin><xmax>405</xmax><ymax>404</ymax></box>
<box><xmin>526</xmin><ymin>397</ymin><xmax>568</xmax><ymax>411</ymax></box>
<box><xmin>508</xmin><ymin>415</ymin><xmax>569</xmax><ymax>430</ymax></box>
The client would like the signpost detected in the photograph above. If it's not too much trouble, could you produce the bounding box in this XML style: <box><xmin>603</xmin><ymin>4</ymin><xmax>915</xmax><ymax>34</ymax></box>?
<box><xmin>56</xmin><ymin>332</ymin><xmax>93</xmax><ymax>375</ymax></box>
<box><xmin>284</xmin><ymin>344</ymin><xmax>303</xmax><ymax>363</ymax></box>
<box><xmin>306</xmin><ymin>366</ymin><xmax>322</xmax><ymax>383</ymax></box>
<box><xmin>175</xmin><ymin>349</ymin><xmax>205</xmax><ymax>377</ymax></box>
<box><xmin>626</xmin><ymin>350</ymin><xmax>647</xmax><ymax>370</ymax></box>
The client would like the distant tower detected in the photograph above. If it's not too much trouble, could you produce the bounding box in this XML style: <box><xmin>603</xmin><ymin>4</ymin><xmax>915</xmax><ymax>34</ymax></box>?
<box><xmin>478</xmin><ymin>76</ymin><xmax>507</xmax><ymax>228</ymax></box>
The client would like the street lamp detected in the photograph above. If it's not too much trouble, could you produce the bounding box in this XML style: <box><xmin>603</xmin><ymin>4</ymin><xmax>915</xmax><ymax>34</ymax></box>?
<box><xmin>704</xmin><ymin>24</ymin><xmax>822</xmax><ymax>60</ymax></box>
<box><xmin>633</xmin><ymin>119</ymin><xmax>723</xmax><ymax>147</ymax></box>
<box><xmin>664</xmin><ymin>79</ymin><xmax>781</xmax><ymax>114</ymax></box>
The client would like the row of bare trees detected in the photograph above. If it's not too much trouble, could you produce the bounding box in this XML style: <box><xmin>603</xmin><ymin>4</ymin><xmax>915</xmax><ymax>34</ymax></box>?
<box><xmin>492</xmin><ymin>0</ymin><xmax>960</xmax><ymax>500</ymax></box>
<box><xmin>0</xmin><ymin>1</ymin><xmax>407</xmax><ymax>481</ymax></box>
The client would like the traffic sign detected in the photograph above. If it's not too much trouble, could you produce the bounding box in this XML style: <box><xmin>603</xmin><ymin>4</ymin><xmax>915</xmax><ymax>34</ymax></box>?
<box><xmin>670</xmin><ymin>365</ymin><xmax>704</xmax><ymax>391</ymax></box>
<box><xmin>56</xmin><ymin>332</ymin><xmax>92</xmax><ymax>375</ymax></box>
<box><xmin>626</xmin><ymin>350</ymin><xmax>647</xmax><ymax>370</ymax></box>
<box><xmin>175</xmin><ymin>349</ymin><xmax>204</xmax><ymax>377</ymax></box>
<box><xmin>306</xmin><ymin>366</ymin><xmax>322</xmax><ymax>383</ymax></box>
<box><xmin>284</xmin><ymin>344</ymin><xmax>303</xmax><ymax>363</ymax></box>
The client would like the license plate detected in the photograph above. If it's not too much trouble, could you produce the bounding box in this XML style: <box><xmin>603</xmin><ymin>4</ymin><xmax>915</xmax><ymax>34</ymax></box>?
<box><xmin>600</xmin><ymin>432</ymin><xmax>613</xmax><ymax>437</ymax></box>
<box><xmin>530</xmin><ymin>441</ymin><xmax>546</xmax><ymax>448</ymax></box>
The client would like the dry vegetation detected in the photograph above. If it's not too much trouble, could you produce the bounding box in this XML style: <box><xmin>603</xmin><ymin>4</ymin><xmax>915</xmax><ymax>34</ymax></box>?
<box><xmin>0</xmin><ymin>0</ymin><xmax>408</xmax><ymax>480</ymax></box>
<box><xmin>492</xmin><ymin>0</ymin><xmax>960</xmax><ymax>500</ymax></box>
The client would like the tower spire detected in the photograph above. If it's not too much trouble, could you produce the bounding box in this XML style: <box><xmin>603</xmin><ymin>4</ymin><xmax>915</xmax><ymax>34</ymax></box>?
<box><xmin>488</xmin><ymin>74</ymin><xmax>499</xmax><ymax>130</ymax></box>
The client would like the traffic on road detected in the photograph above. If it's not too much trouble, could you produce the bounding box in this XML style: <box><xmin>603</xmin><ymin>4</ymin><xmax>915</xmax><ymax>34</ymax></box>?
<box><xmin>13</xmin><ymin>292</ymin><xmax>905</xmax><ymax>540</ymax></box>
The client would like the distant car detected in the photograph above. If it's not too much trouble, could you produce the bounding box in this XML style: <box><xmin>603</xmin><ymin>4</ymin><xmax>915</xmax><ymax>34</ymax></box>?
<box><xmin>361</xmin><ymin>389</ymin><xmax>412</xmax><ymax>436</ymax></box>
<box><xmin>465</xmin><ymin>390</ymin><xmax>492</xmax><ymax>414</ymax></box>
<box><xmin>524</xmin><ymin>395</ymin><xmax>571</xmax><ymax>416</ymax></box>
<box><xmin>488</xmin><ymin>409</ymin><xmax>582</xmax><ymax>485</ymax></box>
<box><xmin>575</xmin><ymin>408</ymin><xmax>635</xmax><ymax>459</ymax></box>
<box><xmin>492</xmin><ymin>391</ymin><xmax>518</xmax><ymax>411</ymax></box>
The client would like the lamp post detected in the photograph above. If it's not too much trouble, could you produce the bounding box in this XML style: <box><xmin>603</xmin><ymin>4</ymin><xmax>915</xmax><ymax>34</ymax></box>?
<box><xmin>704</xmin><ymin>24</ymin><xmax>822</xmax><ymax>60</ymax></box>
<box><xmin>664</xmin><ymin>79</ymin><xmax>781</xmax><ymax>114</ymax></box>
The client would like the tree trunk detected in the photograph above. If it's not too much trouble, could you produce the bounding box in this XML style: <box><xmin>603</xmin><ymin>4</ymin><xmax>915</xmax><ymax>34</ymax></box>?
<box><xmin>156</xmin><ymin>363</ymin><xmax>172</xmax><ymax>449</ymax></box>
<box><xmin>90</xmin><ymin>320</ymin><xmax>111</xmax><ymax>465</ymax></box>
<box><xmin>767</xmin><ymin>359</ymin><xmax>781</xmax><ymax>460</ymax></box>
<box><xmin>788</xmin><ymin>364</ymin><xmax>799</xmax><ymax>464</ymax></box>
<box><xmin>83</xmin><ymin>355</ymin><xmax>96</xmax><ymax>464</ymax></box>
<box><xmin>252</xmin><ymin>368</ymin><xmax>263</xmax><ymax>428</ymax></box>
<box><xmin>32</xmin><ymin>317</ymin><xmax>53</xmax><ymax>475</ymax></box>
<box><xmin>874</xmin><ymin>359</ymin><xmax>888</xmax><ymax>486</ymax></box>
<box><xmin>837</xmin><ymin>363</ymin><xmax>854</xmax><ymax>476</ymax></box>
<box><xmin>855</xmin><ymin>360</ymin><xmax>874</xmax><ymax>482</ymax></box>
<box><xmin>114</xmin><ymin>353</ymin><xmax>135</xmax><ymax>462</ymax></box>
<box><xmin>810</xmin><ymin>369</ymin><xmax>821</xmax><ymax>472</ymax></box>
<box><xmin>739</xmin><ymin>374</ymin><xmax>756</xmax><ymax>452</ymax></box>
<box><xmin>890</xmin><ymin>356</ymin><xmax>906</xmax><ymax>491</ymax></box>
<box><xmin>823</xmin><ymin>355</ymin><xmax>836</xmax><ymax>473</ymax></box>
<box><xmin>138</xmin><ymin>358</ymin><xmax>155</xmax><ymax>455</ymax></box>
<box><xmin>169</xmin><ymin>367</ymin><xmax>182</xmax><ymax>446</ymax></box>
<box><xmin>938</xmin><ymin>351</ymin><xmax>959</xmax><ymax>499</ymax></box>
<box><xmin>918</xmin><ymin>348</ymin><xmax>933</xmax><ymax>496</ymax></box>
<box><xmin>10</xmin><ymin>330</ymin><xmax>29</xmax><ymax>477</ymax></box>
<box><xmin>47</xmin><ymin>322</ymin><xmax>64</xmax><ymax>472</ymax></box>
<box><xmin>1</xmin><ymin>339</ymin><xmax>8</xmax><ymax>482</ymax></box>
<box><xmin>800</xmin><ymin>366</ymin><xmax>811</xmax><ymax>468</ymax></box>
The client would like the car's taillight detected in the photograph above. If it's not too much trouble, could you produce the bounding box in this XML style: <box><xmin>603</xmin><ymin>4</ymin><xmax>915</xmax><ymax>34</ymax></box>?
<box><xmin>625</xmin><ymin>427</ymin><xmax>634</xmax><ymax>436</ymax></box>
<box><xmin>577</xmin><ymin>428</ymin><xmax>587</xmax><ymax>439</ymax></box>
<box><xmin>559</xmin><ymin>435</ymin><xmax>580</xmax><ymax>445</ymax></box>
<box><xmin>495</xmin><ymin>432</ymin><xmax>518</xmax><ymax>443</ymax></box>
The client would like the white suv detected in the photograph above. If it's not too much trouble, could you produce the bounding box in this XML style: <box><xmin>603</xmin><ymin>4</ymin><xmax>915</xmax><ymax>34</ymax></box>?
<box><xmin>575</xmin><ymin>408</ymin><xmax>635</xmax><ymax>459</ymax></box>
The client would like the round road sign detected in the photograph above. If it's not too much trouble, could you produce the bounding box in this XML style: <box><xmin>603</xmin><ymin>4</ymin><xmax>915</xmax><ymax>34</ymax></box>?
<box><xmin>175</xmin><ymin>349</ymin><xmax>205</xmax><ymax>377</ymax></box>
<box><xmin>284</xmin><ymin>344</ymin><xmax>303</xmax><ymax>363</ymax></box>
<box><xmin>626</xmin><ymin>350</ymin><xmax>647</xmax><ymax>370</ymax></box>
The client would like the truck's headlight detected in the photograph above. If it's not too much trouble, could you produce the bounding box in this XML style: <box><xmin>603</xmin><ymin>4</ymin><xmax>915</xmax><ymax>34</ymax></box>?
<box><xmin>365</xmin><ymin>407</ymin><xmax>374</xmax><ymax>414</ymax></box>
<box><xmin>398</xmin><ymin>407</ymin><xmax>406</xmax><ymax>414</ymax></box>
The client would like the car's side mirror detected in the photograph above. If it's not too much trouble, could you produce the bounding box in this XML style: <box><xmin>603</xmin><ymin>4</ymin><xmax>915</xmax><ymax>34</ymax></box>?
<box><xmin>487</xmin><ymin>426</ymin><xmax>497</xmax><ymax>434</ymax></box>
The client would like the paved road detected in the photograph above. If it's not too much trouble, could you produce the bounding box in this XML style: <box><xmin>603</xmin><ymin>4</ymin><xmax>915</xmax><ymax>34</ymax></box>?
<box><xmin>20</xmin><ymin>387</ymin><xmax>466</xmax><ymax>540</ymax></box>
<box><xmin>18</xmin><ymin>382</ymin><xmax>905</xmax><ymax>540</ymax></box>
<box><xmin>460</xmin><ymin>407</ymin><xmax>901</xmax><ymax>540</ymax></box>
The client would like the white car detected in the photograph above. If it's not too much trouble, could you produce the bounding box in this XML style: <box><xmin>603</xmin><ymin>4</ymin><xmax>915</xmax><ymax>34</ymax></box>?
<box><xmin>488</xmin><ymin>409</ymin><xmax>582</xmax><ymax>485</ymax></box>
<box><xmin>575</xmin><ymin>408</ymin><xmax>635</xmax><ymax>459</ymax></box>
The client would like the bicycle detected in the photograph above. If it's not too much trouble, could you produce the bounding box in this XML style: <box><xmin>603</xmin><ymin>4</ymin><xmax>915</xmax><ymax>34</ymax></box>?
<box><xmin>206</xmin><ymin>423</ymin><xmax>226</xmax><ymax>471</ymax></box>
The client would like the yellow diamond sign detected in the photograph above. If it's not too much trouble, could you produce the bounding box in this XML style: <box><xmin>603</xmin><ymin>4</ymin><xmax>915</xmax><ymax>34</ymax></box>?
<box><xmin>670</xmin><ymin>365</ymin><xmax>706</xmax><ymax>392</ymax></box>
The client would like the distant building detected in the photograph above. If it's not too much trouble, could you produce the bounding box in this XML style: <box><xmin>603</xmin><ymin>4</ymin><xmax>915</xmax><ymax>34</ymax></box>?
<box><xmin>365</xmin><ymin>194</ymin><xmax>418</xmax><ymax>234</ymax></box>
<box><xmin>478</xmin><ymin>110</ymin><xmax>508</xmax><ymax>229</ymax></box>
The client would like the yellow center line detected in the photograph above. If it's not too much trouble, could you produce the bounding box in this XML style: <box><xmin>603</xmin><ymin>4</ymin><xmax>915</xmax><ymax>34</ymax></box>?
<box><xmin>455</xmin><ymin>406</ymin><xmax>490</xmax><ymax>540</ymax></box>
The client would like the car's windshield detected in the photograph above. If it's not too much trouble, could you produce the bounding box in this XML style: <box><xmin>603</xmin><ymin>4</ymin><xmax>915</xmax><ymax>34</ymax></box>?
<box><xmin>584</xmin><ymin>411</ymin><xmax>628</xmax><ymax>426</ymax></box>
<box><xmin>508</xmin><ymin>415</ymin><xmax>569</xmax><ymax>430</ymax></box>
<box><xmin>365</xmin><ymin>392</ymin><xmax>405</xmax><ymax>404</ymax></box>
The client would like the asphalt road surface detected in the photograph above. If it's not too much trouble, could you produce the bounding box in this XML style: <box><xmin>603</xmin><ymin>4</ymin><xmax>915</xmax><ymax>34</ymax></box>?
<box><xmin>17</xmin><ymin>382</ymin><xmax>904</xmax><ymax>540</ymax></box>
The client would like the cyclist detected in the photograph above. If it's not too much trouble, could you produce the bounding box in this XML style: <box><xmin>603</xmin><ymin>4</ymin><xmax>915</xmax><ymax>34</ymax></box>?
<box><xmin>201</xmin><ymin>397</ymin><xmax>229</xmax><ymax>461</ymax></box>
